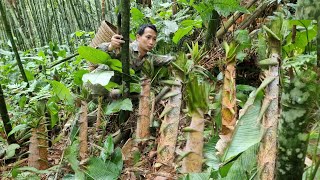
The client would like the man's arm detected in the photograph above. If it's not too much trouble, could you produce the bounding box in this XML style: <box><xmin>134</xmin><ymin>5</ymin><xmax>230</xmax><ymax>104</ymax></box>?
<box><xmin>149</xmin><ymin>53</ymin><xmax>176</xmax><ymax>66</ymax></box>
<box><xmin>96</xmin><ymin>34</ymin><xmax>125</xmax><ymax>54</ymax></box>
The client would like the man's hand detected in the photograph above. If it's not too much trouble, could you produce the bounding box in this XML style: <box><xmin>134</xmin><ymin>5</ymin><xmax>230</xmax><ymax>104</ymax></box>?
<box><xmin>108</xmin><ymin>34</ymin><xmax>125</xmax><ymax>51</ymax></box>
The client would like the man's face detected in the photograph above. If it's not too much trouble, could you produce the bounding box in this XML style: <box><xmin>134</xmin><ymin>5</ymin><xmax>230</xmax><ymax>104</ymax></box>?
<box><xmin>136</xmin><ymin>27</ymin><xmax>157</xmax><ymax>53</ymax></box>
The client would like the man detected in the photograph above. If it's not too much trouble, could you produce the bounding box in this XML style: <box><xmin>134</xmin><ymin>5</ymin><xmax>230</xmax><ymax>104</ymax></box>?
<box><xmin>97</xmin><ymin>24</ymin><xmax>175</xmax><ymax>73</ymax></box>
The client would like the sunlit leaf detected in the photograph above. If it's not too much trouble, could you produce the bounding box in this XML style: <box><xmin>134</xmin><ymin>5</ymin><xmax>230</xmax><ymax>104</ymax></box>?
<box><xmin>172</xmin><ymin>26</ymin><xmax>193</xmax><ymax>44</ymax></box>
<box><xmin>82</xmin><ymin>71</ymin><xmax>114</xmax><ymax>86</ymax></box>
<box><xmin>78</xmin><ymin>46</ymin><xmax>111</xmax><ymax>64</ymax></box>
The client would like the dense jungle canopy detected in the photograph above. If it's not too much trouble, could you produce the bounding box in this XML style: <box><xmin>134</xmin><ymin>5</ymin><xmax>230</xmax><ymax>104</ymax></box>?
<box><xmin>0</xmin><ymin>0</ymin><xmax>320</xmax><ymax>179</ymax></box>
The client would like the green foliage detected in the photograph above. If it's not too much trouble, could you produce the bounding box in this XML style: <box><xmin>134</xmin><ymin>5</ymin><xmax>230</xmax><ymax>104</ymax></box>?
<box><xmin>193</xmin><ymin>0</ymin><xmax>246</xmax><ymax>22</ymax></box>
<box><xmin>86</xmin><ymin>136</ymin><xmax>123</xmax><ymax>180</ymax></box>
<box><xmin>186</xmin><ymin>75</ymin><xmax>210</xmax><ymax>113</ymax></box>
<box><xmin>104</xmin><ymin>98</ymin><xmax>133</xmax><ymax>115</ymax></box>
<box><xmin>221</xmin><ymin>75</ymin><xmax>277</xmax><ymax>162</ymax></box>
<box><xmin>223</xmin><ymin>30</ymin><xmax>251</xmax><ymax>63</ymax></box>
<box><xmin>78</xmin><ymin>46</ymin><xmax>111</xmax><ymax>64</ymax></box>
<box><xmin>203</xmin><ymin>136</ymin><xmax>221</xmax><ymax>170</ymax></box>
<box><xmin>222</xmin><ymin>143</ymin><xmax>259</xmax><ymax>180</ymax></box>
<box><xmin>180</xmin><ymin>172</ymin><xmax>211</xmax><ymax>180</ymax></box>
<box><xmin>50</xmin><ymin>80</ymin><xmax>74</xmax><ymax>105</ymax></box>
<box><xmin>8</xmin><ymin>124</ymin><xmax>28</xmax><ymax>137</ymax></box>
<box><xmin>3</xmin><ymin>143</ymin><xmax>20</xmax><ymax>159</ymax></box>
<box><xmin>64</xmin><ymin>140</ymin><xmax>85</xmax><ymax>179</ymax></box>
<box><xmin>173</xmin><ymin>19</ymin><xmax>202</xmax><ymax>44</ymax></box>
<box><xmin>222</xmin><ymin>90</ymin><xmax>263</xmax><ymax>162</ymax></box>
<box><xmin>282</xmin><ymin>20</ymin><xmax>317</xmax><ymax>58</ymax></box>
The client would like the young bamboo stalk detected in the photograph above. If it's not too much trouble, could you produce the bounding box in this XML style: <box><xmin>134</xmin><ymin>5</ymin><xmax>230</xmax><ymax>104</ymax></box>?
<box><xmin>182</xmin><ymin>110</ymin><xmax>205</xmax><ymax>172</ymax></box>
<box><xmin>258</xmin><ymin>18</ymin><xmax>281</xmax><ymax>180</ymax></box>
<box><xmin>28</xmin><ymin>118</ymin><xmax>49</xmax><ymax>170</ymax></box>
<box><xmin>182</xmin><ymin>76</ymin><xmax>209</xmax><ymax>173</ymax></box>
<box><xmin>136</xmin><ymin>78</ymin><xmax>151</xmax><ymax>139</ymax></box>
<box><xmin>218</xmin><ymin>60</ymin><xmax>237</xmax><ymax>152</ymax></box>
<box><xmin>155</xmin><ymin>79</ymin><xmax>182</xmax><ymax>173</ymax></box>
<box><xmin>95</xmin><ymin>96</ymin><xmax>103</xmax><ymax>129</ymax></box>
<box><xmin>79</xmin><ymin>100</ymin><xmax>88</xmax><ymax>160</ymax></box>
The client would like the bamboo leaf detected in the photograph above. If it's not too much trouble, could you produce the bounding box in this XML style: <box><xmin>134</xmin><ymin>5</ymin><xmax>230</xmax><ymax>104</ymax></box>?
<box><xmin>8</xmin><ymin>124</ymin><xmax>28</xmax><ymax>137</ymax></box>
<box><xmin>262</xmin><ymin>25</ymin><xmax>280</xmax><ymax>41</ymax></box>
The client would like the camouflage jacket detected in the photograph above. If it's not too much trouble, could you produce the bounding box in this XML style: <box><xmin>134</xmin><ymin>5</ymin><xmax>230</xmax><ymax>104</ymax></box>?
<box><xmin>97</xmin><ymin>41</ymin><xmax>175</xmax><ymax>72</ymax></box>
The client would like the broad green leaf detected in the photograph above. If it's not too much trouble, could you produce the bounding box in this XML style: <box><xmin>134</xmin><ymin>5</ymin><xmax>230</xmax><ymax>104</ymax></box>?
<box><xmin>105</xmin><ymin>98</ymin><xmax>133</xmax><ymax>115</ymax></box>
<box><xmin>25</xmin><ymin>70</ymin><xmax>34</xmax><ymax>81</ymax></box>
<box><xmin>73</xmin><ymin>69</ymin><xmax>89</xmax><ymax>86</ymax></box>
<box><xmin>213</xmin><ymin>0</ymin><xmax>247</xmax><ymax>17</ymax></box>
<box><xmin>223</xmin><ymin>92</ymin><xmax>263</xmax><ymax>162</ymax></box>
<box><xmin>50</xmin><ymin>81</ymin><xmax>74</xmax><ymax>105</ymax></box>
<box><xmin>105</xmin><ymin>82</ymin><xmax>120</xmax><ymax>91</ymax></box>
<box><xmin>47</xmin><ymin>101</ymin><xmax>59</xmax><ymax>128</ymax></box>
<box><xmin>82</xmin><ymin>71</ymin><xmax>114</xmax><ymax>86</ymax></box>
<box><xmin>130</xmin><ymin>83</ymin><xmax>141</xmax><ymax>93</ymax></box>
<box><xmin>131</xmin><ymin>8</ymin><xmax>145</xmax><ymax>22</ymax></box>
<box><xmin>204</xmin><ymin>136</ymin><xmax>220</xmax><ymax>170</ymax></box>
<box><xmin>5</xmin><ymin>144</ymin><xmax>20</xmax><ymax>159</ymax></box>
<box><xmin>75</xmin><ymin>31</ymin><xmax>85</xmax><ymax>37</ymax></box>
<box><xmin>8</xmin><ymin>124</ymin><xmax>27</xmax><ymax>137</ymax></box>
<box><xmin>78</xmin><ymin>46</ymin><xmax>111</xmax><ymax>64</ymax></box>
<box><xmin>100</xmin><ymin>135</ymin><xmax>114</xmax><ymax>161</ymax></box>
<box><xmin>172</xmin><ymin>26</ymin><xmax>193</xmax><ymax>44</ymax></box>
<box><xmin>180</xmin><ymin>19</ymin><xmax>202</xmax><ymax>28</ymax></box>
<box><xmin>111</xmin><ymin>148</ymin><xmax>123</xmax><ymax>171</ymax></box>
<box><xmin>86</xmin><ymin>157</ymin><xmax>120</xmax><ymax>180</ymax></box>
<box><xmin>222</xmin><ymin>144</ymin><xmax>259</xmax><ymax>180</ymax></box>
<box><xmin>181</xmin><ymin>173</ymin><xmax>211</xmax><ymax>180</ymax></box>
<box><xmin>18</xmin><ymin>95</ymin><xmax>27</xmax><ymax>108</ymax></box>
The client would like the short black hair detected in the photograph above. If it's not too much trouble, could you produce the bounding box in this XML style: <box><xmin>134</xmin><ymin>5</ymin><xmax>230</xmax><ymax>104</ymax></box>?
<box><xmin>137</xmin><ymin>24</ymin><xmax>158</xmax><ymax>35</ymax></box>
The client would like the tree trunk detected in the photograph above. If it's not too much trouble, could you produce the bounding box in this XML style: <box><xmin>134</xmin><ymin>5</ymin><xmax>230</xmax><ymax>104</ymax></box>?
<box><xmin>0</xmin><ymin>84</ymin><xmax>15</xmax><ymax>143</ymax></box>
<box><xmin>172</xmin><ymin>0</ymin><xmax>177</xmax><ymax>15</ymax></box>
<box><xmin>28</xmin><ymin>118</ymin><xmax>48</xmax><ymax>170</ymax></box>
<box><xmin>155</xmin><ymin>79</ymin><xmax>182</xmax><ymax>174</ymax></box>
<box><xmin>0</xmin><ymin>0</ymin><xmax>29</xmax><ymax>87</ymax></box>
<box><xmin>79</xmin><ymin>100</ymin><xmax>88</xmax><ymax>161</ymax></box>
<box><xmin>258</xmin><ymin>19</ymin><xmax>281</xmax><ymax>180</ymax></box>
<box><xmin>182</xmin><ymin>110</ymin><xmax>205</xmax><ymax>173</ymax></box>
<box><xmin>120</xmin><ymin>0</ymin><xmax>130</xmax><ymax>98</ymax></box>
<box><xmin>136</xmin><ymin>78</ymin><xmax>151</xmax><ymax>139</ymax></box>
<box><xmin>101</xmin><ymin>0</ymin><xmax>106</xmax><ymax>21</ymax></box>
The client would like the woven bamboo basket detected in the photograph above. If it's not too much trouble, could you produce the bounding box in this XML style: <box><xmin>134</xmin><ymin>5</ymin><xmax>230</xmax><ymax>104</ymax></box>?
<box><xmin>88</xmin><ymin>21</ymin><xmax>117</xmax><ymax>71</ymax></box>
<box><xmin>89</xmin><ymin>20</ymin><xmax>117</xmax><ymax>47</ymax></box>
